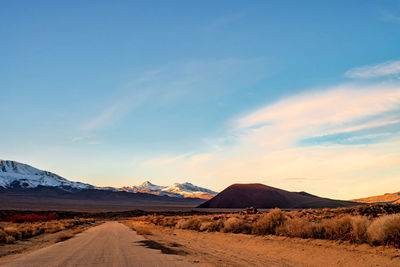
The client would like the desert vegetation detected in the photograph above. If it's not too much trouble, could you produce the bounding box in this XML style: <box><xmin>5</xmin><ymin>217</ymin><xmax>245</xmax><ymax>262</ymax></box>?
<box><xmin>0</xmin><ymin>216</ymin><xmax>95</xmax><ymax>244</ymax></box>
<box><xmin>128</xmin><ymin>204</ymin><xmax>400</xmax><ymax>248</ymax></box>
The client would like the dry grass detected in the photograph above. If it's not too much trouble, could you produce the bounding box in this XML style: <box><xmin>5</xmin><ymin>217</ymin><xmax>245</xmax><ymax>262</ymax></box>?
<box><xmin>223</xmin><ymin>217</ymin><xmax>252</xmax><ymax>234</ymax></box>
<box><xmin>0</xmin><ymin>218</ymin><xmax>95</xmax><ymax>244</ymax></box>
<box><xmin>123</xmin><ymin>221</ymin><xmax>153</xmax><ymax>236</ymax></box>
<box><xmin>55</xmin><ymin>232</ymin><xmax>74</xmax><ymax>243</ymax></box>
<box><xmin>252</xmin><ymin>208</ymin><xmax>286</xmax><ymax>235</ymax></box>
<box><xmin>135</xmin><ymin>228</ymin><xmax>152</xmax><ymax>236</ymax></box>
<box><xmin>176</xmin><ymin>218</ymin><xmax>202</xmax><ymax>231</ymax></box>
<box><xmin>130</xmin><ymin>206</ymin><xmax>400</xmax><ymax>248</ymax></box>
<box><xmin>350</xmin><ymin>216</ymin><xmax>370</xmax><ymax>243</ymax></box>
<box><xmin>367</xmin><ymin>214</ymin><xmax>400</xmax><ymax>247</ymax></box>
<box><xmin>71</xmin><ymin>227</ymin><xmax>87</xmax><ymax>235</ymax></box>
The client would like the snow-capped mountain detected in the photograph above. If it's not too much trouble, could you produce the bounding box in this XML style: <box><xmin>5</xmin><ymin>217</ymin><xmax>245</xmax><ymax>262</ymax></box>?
<box><xmin>120</xmin><ymin>181</ymin><xmax>179</xmax><ymax>197</ymax></box>
<box><xmin>0</xmin><ymin>160</ymin><xmax>217</xmax><ymax>199</ymax></box>
<box><xmin>163</xmin><ymin>182</ymin><xmax>217</xmax><ymax>199</ymax></box>
<box><xmin>0</xmin><ymin>160</ymin><xmax>95</xmax><ymax>191</ymax></box>
<box><xmin>120</xmin><ymin>181</ymin><xmax>217</xmax><ymax>199</ymax></box>
<box><xmin>132</xmin><ymin>181</ymin><xmax>167</xmax><ymax>192</ymax></box>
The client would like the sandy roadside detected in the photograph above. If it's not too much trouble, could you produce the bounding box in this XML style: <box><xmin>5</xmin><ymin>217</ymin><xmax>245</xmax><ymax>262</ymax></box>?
<box><xmin>0</xmin><ymin>221</ymin><xmax>101</xmax><ymax>264</ymax></box>
<box><xmin>124</xmin><ymin>220</ymin><xmax>400</xmax><ymax>267</ymax></box>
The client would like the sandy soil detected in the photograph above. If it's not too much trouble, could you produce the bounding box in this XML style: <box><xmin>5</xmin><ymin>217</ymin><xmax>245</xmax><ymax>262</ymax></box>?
<box><xmin>0</xmin><ymin>231</ymin><xmax>62</xmax><ymax>264</ymax></box>
<box><xmin>0</xmin><ymin>222</ymin><xmax>100</xmax><ymax>264</ymax></box>
<box><xmin>1</xmin><ymin>221</ymin><xmax>193</xmax><ymax>267</ymax></box>
<box><xmin>126</xmin><ymin>221</ymin><xmax>400</xmax><ymax>267</ymax></box>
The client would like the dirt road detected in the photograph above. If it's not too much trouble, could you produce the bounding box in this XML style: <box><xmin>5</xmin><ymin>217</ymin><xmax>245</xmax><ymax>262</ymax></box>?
<box><xmin>1</xmin><ymin>221</ymin><xmax>194</xmax><ymax>267</ymax></box>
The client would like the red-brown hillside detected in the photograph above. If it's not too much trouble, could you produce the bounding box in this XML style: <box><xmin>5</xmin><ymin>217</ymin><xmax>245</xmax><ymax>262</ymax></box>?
<box><xmin>198</xmin><ymin>183</ymin><xmax>359</xmax><ymax>209</ymax></box>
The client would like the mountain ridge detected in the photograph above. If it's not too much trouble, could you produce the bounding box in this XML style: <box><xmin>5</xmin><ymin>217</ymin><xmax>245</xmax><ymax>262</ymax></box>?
<box><xmin>0</xmin><ymin>160</ymin><xmax>216</xmax><ymax>199</ymax></box>
<box><xmin>0</xmin><ymin>160</ymin><xmax>95</xmax><ymax>191</ymax></box>
<box><xmin>120</xmin><ymin>181</ymin><xmax>217</xmax><ymax>199</ymax></box>
<box><xmin>351</xmin><ymin>192</ymin><xmax>400</xmax><ymax>204</ymax></box>
<box><xmin>0</xmin><ymin>160</ymin><xmax>206</xmax><ymax>211</ymax></box>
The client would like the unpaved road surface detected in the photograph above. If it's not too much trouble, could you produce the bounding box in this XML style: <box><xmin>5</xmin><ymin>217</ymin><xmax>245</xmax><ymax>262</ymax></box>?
<box><xmin>1</xmin><ymin>221</ymin><xmax>194</xmax><ymax>267</ymax></box>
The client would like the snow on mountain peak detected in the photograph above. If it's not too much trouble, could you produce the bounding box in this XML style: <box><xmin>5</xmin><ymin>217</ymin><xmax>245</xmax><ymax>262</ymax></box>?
<box><xmin>0</xmin><ymin>160</ymin><xmax>94</xmax><ymax>190</ymax></box>
<box><xmin>119</xmin><ymin>180</ymin><xmax>217</xmax><ymax>199</ymax></box>
<box><xmin>163</xmin><ymin>182</ymin><xmax>217</xmax><ymax>194</ymax></box>
<box><xmin>133</xmin><ymin>181</ymin><xmax>166</xmax><ymax>191</ymax></box>
<box><xmin>0</xmin><ymin>160</ymin><xmax>217</xmax><ymax>199</ymax></box>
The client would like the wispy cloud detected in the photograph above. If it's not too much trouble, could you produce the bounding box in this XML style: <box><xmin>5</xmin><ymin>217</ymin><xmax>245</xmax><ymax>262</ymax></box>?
<box><xmin>81</xmin><ymin>103</ymin><xmax>126</xmax><ymax>132</ymax></box>
<box><xmin>233</xmin><ymin>84</ymin><xmax>400</xmax><ymax>149</ymax></box>
<box><xmin>72</xmin><ymin>135</ymin><xmax>101</xmax><ymax>145</ymax></box>
<box><xmin>345</xmin><ymin>61</ymin><xmax>400</xmax><ymax>79</ymax></box>
<box><xmin>138</xmin><ymin>82</ymin><xmax>400</xmax><ymax>198</ymax></box>
<box><xmin>80</xmin><ymin>58</ymin><xmax>262</xmax><ymax>133</ymax></box>
<box><xmin>380</xmin><ymin>10</ymin><xmax>400</xmax><ymax>23</ymax></box>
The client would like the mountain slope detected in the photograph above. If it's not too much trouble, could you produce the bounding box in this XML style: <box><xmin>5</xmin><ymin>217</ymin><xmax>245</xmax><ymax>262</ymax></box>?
<box><xmin>0</xmin><ymin>161</ymin><xmax>216</xmax><ymax>199</ymax></box>
<box><xmin>351</xmin><ymin>192</ymin><xmax>400</xmax><ymax>204</ymax></box>
<box><xmin>120</xmin><ymin>181</ymin><xmax>217</xmax><ymax>199</ymax></box>
<box><xmin>120</xmin><ymin>181</ymin><xmax>177</xmax><ymax>197</ymax></box>
<box><xmin>0</xmin><ymin>186</ymin><xmax>205</xmax><ymax>211</ymax></box>
<box><xmin>0</xmin><ymin>160</ymin><xmax>206</xmax><ymax>211</ymax></box>
<box><xmin>0</xmin><ymin>160</ymin><xmax>94</xmax><ymax>190</ymax></box>
<box><xmin>198</xmin><ymin>183</ymin><xmax>359</xmax><ymax>209</ymax></box>
<box><xmin>163</xmin><ymin>182</ymin><xmax>217</xmax><ymax>199</ymax></box>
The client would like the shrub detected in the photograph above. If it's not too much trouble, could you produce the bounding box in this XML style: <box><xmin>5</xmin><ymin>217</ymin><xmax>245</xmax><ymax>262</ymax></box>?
<box><xmin>199</xmin><ymin>220</ymin><xmax>224</xmax><ymax>232</ymax></box>
<box><xmin>135</xmin><ymin>227</ymin><xmax>152</xmax><ymax>236</ymax></box>
<box><xmin>0</xmin><ymin>218</ymin><xmax>94</xmax><ymax>244</ymax></box>
<box><xmin>223</xmin><ymin>217</ymin><xmax>251</xmax><ymax>234</ymax></box>
<box><xmin>55</xmin><ymin>233</ymin><xmax>73</xmax><ymax>243</ymax></box>
<box><xmin>161</xmin><ymin>217</ymin><xmax>178</xmax><ymax>227</ymax></box>
<box><xmin>350</xmin><ymin>216</ymin><xmax>370</xmax><ymax>243</ymax></box>
<box><xmin>322</xmin><ymin>216</ymin><xmax>352</xmax><ymax>240</ymax></box>
<box><xmin>1</xmin><ymin>213</ymin><xmax>59</xmax><ymax>223</ymax></box>
<box><xmin>176</xmin><ymin>218</ymin><xmax>202</xmax><ymax>231</ymax></box>
<box><xmin>72</xmin><ymin>228</ymin><xmax>85</xmax><ymax>235</ymax></box>
<box><xmin>5</xmin><ymin>235</ymin><xmax>15</xmax><ymax>244</ymax></box>
<box><xmin>0</xmin><ymin>229</ymin><xmax>6</xmax><ymax>243</ymax></box>
<box><xmin>4</xmin><ymin>227</ymin><xmax>22</xmax><ymax>240</ymax></box>
<box><xmin>277</xmin><ymin>217</ymin><xmax>311</xmax><ymax>238</ymax></box>
<box><xmin>367</xmin><ymin>214</ymin><xmax>400</xmax><ymax>247</ymax></box>
<box><xmin>252</xmin><ymin>208</ymin><xmax>286</xmax><ymax>235</ymax></box>
<box><xmin>199</xmin><ymin>221</ymin><xmax>212</xmax><ymax>232</ymax></box>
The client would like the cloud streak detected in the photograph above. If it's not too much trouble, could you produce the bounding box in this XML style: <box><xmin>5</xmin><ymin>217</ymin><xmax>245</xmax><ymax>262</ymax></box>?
<box><xmin>345</xmin><ymin>61</ymin><xmax>400</xmax><ymax>79</ymax></box>
<box><xmin>138</xmin><ymin>82</ymin><xmax>400</xmax><ymax>199</ymax></box>
<box><xmin>80</xmin><ymin>58</ymin><xmax>263</xmax><ymax>133</ymax></box>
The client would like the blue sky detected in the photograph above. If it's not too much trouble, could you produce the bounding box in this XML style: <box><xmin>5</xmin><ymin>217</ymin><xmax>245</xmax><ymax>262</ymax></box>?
<box><xmin>1</xmin><ymin>0</ymin><xmax>400</xmax><ymax>199</ymax></box>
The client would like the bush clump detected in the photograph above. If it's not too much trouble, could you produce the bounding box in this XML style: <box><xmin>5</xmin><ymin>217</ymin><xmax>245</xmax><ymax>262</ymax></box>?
<box><xmin>350</xmin><ymin>216</ymin><xmax>370</xmax><ymax>243</ymax></box>
<box><xmin>176</xmin><ymin>218</ymin><xmax>202</xmax><ymax>231</ymax></box>
<box><xmin>252</xmin><ymin>208</ymin><xmax>286</xmax><ymax>235</ymax></box>
<box><xmin>367</xmin><ymin>214</ymin><xmax>400</xmax><ymax>247</ymax></box>
<box><xmin>199</xmin><ymin>220</ymin><xmax>224</xmax><ymax>232</ymax></box>
<box><xmin>223</xmin><ymin>218</ymin><xmax>251</xmax><ymax>234</ymax></box>
<box><xmin>137</xmin><ymin>206</ymin><xmax>400</xmax><ymax>248</ymax></box>
<box><xmin>0</xmin><ymin>218</ymin><xmax>95</xmax><ymax>244</ymax></box>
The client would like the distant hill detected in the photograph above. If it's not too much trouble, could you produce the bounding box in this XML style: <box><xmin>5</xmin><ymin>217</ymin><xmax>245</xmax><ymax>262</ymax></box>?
<box><xmin>351</xmin><ymin>192</ymin><xmax>400</xmax><ymax>204</ymax></box>
<box><xmin>198</xmin><ymin>183</ymin><xmax>359</xmax><ymax>209</ymax></box>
